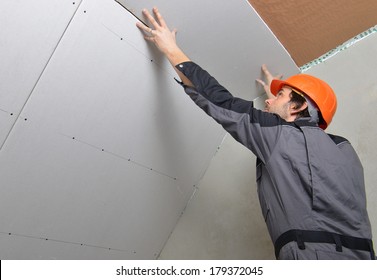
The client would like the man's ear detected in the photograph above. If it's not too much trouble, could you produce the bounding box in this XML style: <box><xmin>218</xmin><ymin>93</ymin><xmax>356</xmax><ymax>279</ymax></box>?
<box><xmin>290</xmin><ymin>101</ymin><xmax>308</xmax><ymax>115</ymax></box>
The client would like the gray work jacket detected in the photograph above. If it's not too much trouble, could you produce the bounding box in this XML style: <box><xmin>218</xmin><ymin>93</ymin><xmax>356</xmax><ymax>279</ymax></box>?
<box><xmin>176</xmin><ymin>61</ymin><xmax>373</xmax><ymax>258</ymax></box>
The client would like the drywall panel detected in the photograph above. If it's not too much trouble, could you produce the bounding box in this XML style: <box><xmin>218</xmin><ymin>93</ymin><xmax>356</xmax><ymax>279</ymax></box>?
<box><xmin>16</xmin><ymin>0</ymin><xmax>224</xmax><ymax>192</ymax></box>
<box><xmin>0</xmin><ymin>0</ymin><xmax>298</xmax><ymax>259</ymax></box>
<box><xmin>0</xmin><ymin>0</ymin><xmax>224</xmax><ymax>259</ymax></box>
<box><xmin>0</xmin><ymin>0</ymin><xmax>82</xmax><ymax>146</ymax></box>
<box><xmin>0</xmin><ymin>119</ymin><xmax>185</xmax><ymax>259</ymax></box>
<box><xmin>117</xmin><ymin>0</ymin><xmax>299</xmax><ymax>99</ymax></box>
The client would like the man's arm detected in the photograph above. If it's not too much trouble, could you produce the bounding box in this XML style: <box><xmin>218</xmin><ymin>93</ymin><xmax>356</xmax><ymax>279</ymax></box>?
<box><xmin>136</xmin><ymin>7</ymin><xmax>194</xmax><ymax>87</ymax></box>
<box><xmin>135</xmin><ymin>8</ymin><xmax>282</xmax><ymax>162</ymax></box>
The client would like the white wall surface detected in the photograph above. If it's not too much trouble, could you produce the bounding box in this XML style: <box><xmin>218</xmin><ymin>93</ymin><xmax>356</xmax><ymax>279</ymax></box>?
<box><xmin>0</xmin><ymin>0</ymin><xmax>82</xmax><ymax>146</ymax></box>
<box><xmin>0</xmin><ymin>0</ymin><xmax>297</xmax><ymax>259</ymax></box>
<box><xmin>160</xmin><ymin>32</ymin><xmax>377</xmax><ymax>259</ymax></box>
<box><xmin>118</xmin><ymin>0</ymin><xmax>299</xmax><ymax>100</ymax></box>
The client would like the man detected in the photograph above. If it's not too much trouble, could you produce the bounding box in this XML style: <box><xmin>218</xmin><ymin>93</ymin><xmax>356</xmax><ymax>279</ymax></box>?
<box><xmin>136</xmin><ymin>8</ymin><xmax>375</xmax><ymax>260</ymax></box>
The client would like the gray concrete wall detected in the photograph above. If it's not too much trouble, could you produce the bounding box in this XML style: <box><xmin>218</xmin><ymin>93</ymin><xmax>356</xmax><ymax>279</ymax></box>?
<box><xmin>159</xmin><ymin>32</ymin><xmax>377</xmax><ymax>259</ymax></box>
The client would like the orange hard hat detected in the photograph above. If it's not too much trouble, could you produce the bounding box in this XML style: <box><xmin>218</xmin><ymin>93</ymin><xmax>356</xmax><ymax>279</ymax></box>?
<box><xmin>270</xmin><ymin>74</ymin><xmax>337</xmax><ymax>129</ymax></box>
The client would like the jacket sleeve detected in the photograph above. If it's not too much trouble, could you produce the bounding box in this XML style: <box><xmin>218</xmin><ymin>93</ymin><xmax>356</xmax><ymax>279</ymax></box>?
<box><xmin>175</xmin><ymin>61</ymin><xmax>283</xmax><ymax>163</ymax></box>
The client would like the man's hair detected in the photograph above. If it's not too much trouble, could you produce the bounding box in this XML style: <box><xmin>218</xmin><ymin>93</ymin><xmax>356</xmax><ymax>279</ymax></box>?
<box><xmin>289</xmin><ymin>91</ymin><xmax>310</xmax><ymax>119</ymax></box>
<box><xmin>289</xmin><ymin>91</ymin><xmax>325</xmax><ymax>125</ymax></box>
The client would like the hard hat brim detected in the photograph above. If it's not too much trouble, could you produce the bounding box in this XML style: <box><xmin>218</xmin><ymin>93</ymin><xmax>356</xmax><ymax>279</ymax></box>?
<box><xmin>270</xmin><ymin>79</ymin><xmax>298</xmax><ymax>96</ymax></box>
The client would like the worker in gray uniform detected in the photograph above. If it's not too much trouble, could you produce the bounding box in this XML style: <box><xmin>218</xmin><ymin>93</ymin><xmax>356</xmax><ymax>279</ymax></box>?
<box><xmin>136</xmin><ymin>7</ymin><xmax>375</xmax><ymax>260</ymax></box>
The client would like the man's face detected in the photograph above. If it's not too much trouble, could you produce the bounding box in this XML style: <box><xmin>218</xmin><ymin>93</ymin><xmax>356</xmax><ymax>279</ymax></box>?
<box><xmin>264</xmin><ymin>86</ymin><xmax>292</xmax><ymax>121</ymax></box>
